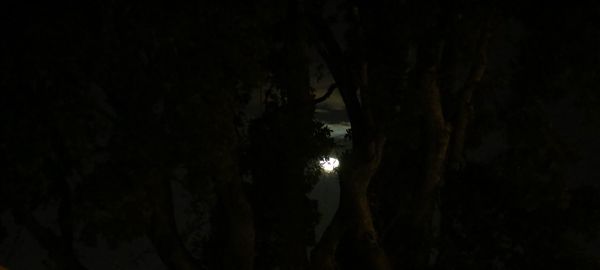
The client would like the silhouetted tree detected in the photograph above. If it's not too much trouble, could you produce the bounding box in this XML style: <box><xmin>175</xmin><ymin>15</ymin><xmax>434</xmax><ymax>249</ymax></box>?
<box><xmin>247</xmin><ymin>2</ymin><xmax>333</xmax><ymax>269</ymax></box>
<box><xmin>2</xmin><ymin>1</ymin><xmax>600</xmax><ymax>270</ymax></box>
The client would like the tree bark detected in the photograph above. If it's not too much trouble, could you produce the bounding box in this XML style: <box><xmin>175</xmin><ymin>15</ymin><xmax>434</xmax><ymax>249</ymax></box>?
<box><xmin>339</xmin><ymin>136</ymin><xmax>391</xmax><ymax>270</ymax></box>
<box><xmin>215</xmin><ymin>146</ymin><xmax>255</xmax><ymax>270</ymax></box>
<box><xmin>210</xmin><ymin>89</ymin><xmax>256</xmax><ymax>270</ymax></box>
<box><xmin>409</xmin><ymin>14</ymin><xmax>494</xmax><ymax>269</ymax></box>
<box><xmin>309</xmin><ymin>12</ymin><xmax>391</xmax><ymax>270</ymax></box>
<box><xmin>145</xmin><ymin>170</ymin><xmax>199</xmax><ymax>270</ymax></box>
<box><xmin>12</xmin><ymin>205</ymin><xmax>88</xmax><ymax>270</ymax></box>
<box><xmin>252</xmin><ymin>2</ymin><xmax>319</xmax><ymax>269</ymax></box>
<box><xmin>11</xmin><ymin>142</ymin><xmax>88</xmax><ymax>270</ymax></box>
<box><xmin>410</xmin><ymin>58</ymin><xmax>452</xmax><ymax>269</ymax></box>
<box><xmin>447</xmin><ymin>20</ymin><xmax>492</xmax><ymax>171</ymax></box>
<box><xmin>311</xmin><ymin>136</ymin><xmax>390</xmax><ymax>270</ymax></box>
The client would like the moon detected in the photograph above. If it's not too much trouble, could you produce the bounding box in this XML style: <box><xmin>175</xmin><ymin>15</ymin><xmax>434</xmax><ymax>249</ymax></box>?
<box><xmin>320</xmin><ymin>157</ymin><xmax>340</xmax><ymax>173</ymax></box>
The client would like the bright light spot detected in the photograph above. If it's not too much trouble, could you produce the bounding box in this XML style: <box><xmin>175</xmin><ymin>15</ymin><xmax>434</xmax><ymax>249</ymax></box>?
<box><xmin>320</xmin><ymin>157</ymin><xmax>340</xmax><ymax>173</ymax></box>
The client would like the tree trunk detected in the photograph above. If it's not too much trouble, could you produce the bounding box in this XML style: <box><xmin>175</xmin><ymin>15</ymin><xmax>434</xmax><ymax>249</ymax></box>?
<box><xmin>210</xmin><ymin>89</ymin><xmax>256</xmax><ymax>270</ymax></box>
<box><xmin>409</xmin><ymin>15</ymin><xmax>493</xmax><ymax>269</ymax></box>
<box><xmin>253</xmin><ymin>2</ymin><xmax>318</xmax><ymax>269</ymax></box>
<box><xmin>447</xmin><ymin>21</ymin><xmax>492</xmax><ymax>171</ymax></box>
<box><xmin>309</xmin><ymin>9</ymin><xmax>391</xmax><ymax>270</ymax></box>
<box><xmin>215</xmin><ymin>154</ymin><xmax>255</xmax><ymax>270</ymax></box>
<box><xmin>12</xmin><ymin>206</ymin><xmax>88</xmax><ymax>270</ymax></box>
<box><xmin>12</xmin><ymin>142</ymin><xmax>88</xmax><ymax>270</ymax></box>
<box><xmin>340</xmin><ymin>137</ymin><xmax>391</xmax><ymax>270</ymax></box>
<box><xmin>404</xmin><ymin>38</ymin><xmax>452</xmax><ymax>269</ymax></box>
<box><xmin>311</xmin><ymin>136</ymin><xmax>390</xmax><ymax>270</ymax></box>
<box><xmin>145</xmin><ymin>170</ymin><xmax>199</xmax><ymax>270</ymax></box>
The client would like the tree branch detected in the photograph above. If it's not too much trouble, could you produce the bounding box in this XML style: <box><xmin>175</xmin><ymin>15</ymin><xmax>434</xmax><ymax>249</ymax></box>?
<box><xmin>309</xmin><ymin>14</ymin><xmax>363</xmax><ymax>131</ymax></box>
<box><xmin>145</xmin><ymin>169</ymin><xmax>200</xmax><ymax>270</ymax></box>
<box><xmin>448</xmin><ymin>14</ymin><xmax>495</xmax><ymax>170</ymax></box>
<box><xmin>309</xmin><ymin>11</ymin><xmax>391</xmax><ymax>270</ymax></box>
<box><xmin>313</xmin><ymin>83</ymin><xmax>338</xmax><ymax>104</ymax></box>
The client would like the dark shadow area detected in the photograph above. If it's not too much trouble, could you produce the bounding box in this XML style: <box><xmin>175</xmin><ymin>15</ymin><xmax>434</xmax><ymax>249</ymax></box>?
<box><xmin>1</xmin><ymin>1</ymin><xmax>600</xmax><ymax>269</ymax></box>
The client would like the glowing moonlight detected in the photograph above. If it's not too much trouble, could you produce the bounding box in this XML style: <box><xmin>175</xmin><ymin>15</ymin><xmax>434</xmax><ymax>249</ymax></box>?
<box><xmin>320</xmin><ymin>157</ymin><xmax>340</xmax><ymax>172</ymax></box>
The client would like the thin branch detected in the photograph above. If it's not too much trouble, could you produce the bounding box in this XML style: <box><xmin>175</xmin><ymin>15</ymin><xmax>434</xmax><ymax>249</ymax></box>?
<box><xmin>309</xmin><ymin>14</ymin><xmax>363</xmax><ymax>128</ymax></box>
<box><xmin>313</xmin><ymin>83</ymin><xmax>338</xmax><ymax>104</ymax></box>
